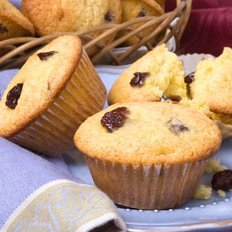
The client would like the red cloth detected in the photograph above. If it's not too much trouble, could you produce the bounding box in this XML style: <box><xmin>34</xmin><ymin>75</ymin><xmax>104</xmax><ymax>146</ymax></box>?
<box><xmin>165</xmin><ymin>0</ymin><xmax>232</xmax><ymax>56</ymax></box>
<box><xmin>166</xmin><ymin>0</ymin><xmax>232</xmax><ymax>11</ymax></box>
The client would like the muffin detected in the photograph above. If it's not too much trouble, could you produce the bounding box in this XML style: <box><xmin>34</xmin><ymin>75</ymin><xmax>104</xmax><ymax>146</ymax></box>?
<box><xmin>22</xmin><ymin>0</ymin><xmax>122</xmax><ymax>36</ymax></box>
<box><xmin>208</xmin><ymin>48</ymin><xmax>232</xmax><ymax>115</ymax></box>
<box><xmin>74</xmin><ymin>102</ymin><xmax>221</xmax><ymax>209</ymax></box>
<box><xmin>0</xmin><ymin>35</ymin><xmax>106</xmax><ymax>156</ymax></box>
<box><xmin>108</xmin><ymin>44</ymin><xmax>186</xmax><ymax>105</ymax></box>
<box><xmin>181</xmin><ymin>48</ymin><xmax>232</xmax><ymax>115</ymax></box>
<box><xmin>180</xmin><ymin>48</ymin><xmax>232</xmax><ymax>137</ymax></box>
<box><xmin>119</xmin><ymin>0</ymin><xmax>164</xmax><ymax>45</ymax></box>
<box><xmin>0</xmin><ymin>0</ymin><xmax>35</xmax><ymax>41</ymax></box>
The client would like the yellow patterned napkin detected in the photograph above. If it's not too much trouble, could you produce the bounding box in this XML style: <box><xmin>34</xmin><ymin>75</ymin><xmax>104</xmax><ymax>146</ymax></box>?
<box><xmin>0</xmin><ymin>138</ymin><xmax>126</xmax><ymax>232</ymax></box>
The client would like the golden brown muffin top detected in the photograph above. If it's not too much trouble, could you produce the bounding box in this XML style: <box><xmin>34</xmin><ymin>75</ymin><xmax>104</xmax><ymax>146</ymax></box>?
<box><xmin>22</xmin><ymin>0</ymin><xmax>122</xmax><ymax>36</ymax></box>
<box><xmin>0</xmin><ymin>35</ymin><xmax>82</xmax><ymax>137</ymax></box>
<box><xmin>121</xmin><ymin>0</ymin><xmax>163</xmax><ymax>22</ymax></box>
<box><xmin>0</xmin><ymin>0</ymin><xmax>35</xmax><ymax>40</ymax></box>
<box><xmin>74</xmin><ymin>102</ymin><xmax>221</xmax><ymax>165</ymax></box>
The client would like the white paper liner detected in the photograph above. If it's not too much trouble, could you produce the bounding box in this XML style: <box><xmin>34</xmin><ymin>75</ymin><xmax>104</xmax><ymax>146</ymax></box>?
<box><xmin>9</xmin><ymin>50</ymin><xmax>106</xmax><ymax>156</ymax></box>
<box><xmin>85</xmin><ymin>156</ymin><xmax>209</xmax><ymax>210</ymax></box>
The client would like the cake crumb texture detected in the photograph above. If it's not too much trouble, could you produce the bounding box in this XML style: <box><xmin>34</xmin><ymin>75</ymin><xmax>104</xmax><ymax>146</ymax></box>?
<box><xmin>180</xmin><ymin>47</ymin><xmax>232</xmax><ymax>119</ymax></box>
<box><xmin>108</xmin><ymin>45</ymin><xmax>186</xmax><ymax>104</ymax></box>
<box><xmin>205</xmin><ymin>159</ymin><xmax>228</xmax><ymax>174</ymax></box>
<box><xmin>217</xmin><ymin>190</ymin><xmax>226</xmax><ymax>197</ymax></box>
<box><xmin>193</xmin><ymin>185</ymin><xmax>212</xmax><ymax>200</ymax></box>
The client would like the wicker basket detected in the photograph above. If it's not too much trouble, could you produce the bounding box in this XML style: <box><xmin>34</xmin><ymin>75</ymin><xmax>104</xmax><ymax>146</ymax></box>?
<box><xmin>0</xmin><ymin>0</ymin><xmax>191</xmax><ymax>70</ymax></box>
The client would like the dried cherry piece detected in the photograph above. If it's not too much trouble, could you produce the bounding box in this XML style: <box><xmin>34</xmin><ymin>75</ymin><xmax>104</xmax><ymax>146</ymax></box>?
<box><xmin>184</xmin><ymin>72</ymin><xmax>195</xmax><ymax>99</ymax></box>
<box><xmin>37</xmin><ymin>51</ymin><xmax>57</xmax><ymax>61</ymax></box>
<box><xmin>101</xmin><ymin>107</ymin><xmax>129</xmax><ymax>133</ymax></box>
<box><xmin>161</xmin><ymin>95</ymin><xmax>182</xmax><ymax>103</ymax></box>
<box><xmin>5</xmin><ymin>83</ymin><xmax>23</xmax><ymax>109</ymax></box>
<box><xmin>137</xmin><ymin>10</ymin><xmax>146</xmax><ymax>17</ymax></box>
<box><xmin>167</xmin><ymin>118</ymin><xmax>189</xmax><ymax>135</ymax></box>
<box><xmin>0</xmin><ymin>24</ymin><xmax>8</xmax><ymax>34</ymax></box>
<box><xmin>160</xmin><ymin>95</ymin><xmax>172</xmax><ymax>102</ymax></box>
<box><xmin>130</xmin><ymin>72</ymin><xmax>150</xmax><ymax>87</ymax></box>
<box><xmin>104</xmin><ymin>11</ymin><xmax>113</xmax><ymax>22</ymax></box>
<box><xmin>184</xmin><ymin>72</ymin><xmax>195</xmax><ymax>84</ymax></box>
<box><xmin>212</xmin><ymin>170</ymin><xmax>232</xmax><ymax>191</ymax></box>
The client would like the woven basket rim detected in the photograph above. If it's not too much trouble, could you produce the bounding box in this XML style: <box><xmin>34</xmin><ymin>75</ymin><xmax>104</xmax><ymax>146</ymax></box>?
<box><xmin>0</xmin><ymin>0</ymin><xmax>192</xmax><ymax>69</ymax></box>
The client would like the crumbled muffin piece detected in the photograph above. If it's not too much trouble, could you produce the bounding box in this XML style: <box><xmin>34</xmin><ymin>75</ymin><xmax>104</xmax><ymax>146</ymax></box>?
<box><xmin>217</xmin><ymin>189</ymin><xmax>226</xmax><ymax>197</ymax></box>
<box><xmin>193</xmin><ymin>185</ymin><xmax>212</xmax><ymax>200</ymax></box>
<box><xmin>205</xmin><ymin>159</ymin><xmax>227</xmax><ymax>174</ymax></box>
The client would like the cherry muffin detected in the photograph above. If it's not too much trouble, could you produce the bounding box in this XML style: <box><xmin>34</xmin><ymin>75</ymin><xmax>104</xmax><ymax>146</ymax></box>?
<box><xmin>22</xmin><ymin>0</ymin><xmax>122</xmax><ymax>36</ymax></box>
<box><xmin>119</xmin><ymin>0</ymin><xmax>164</xmax><ymax>45</ymax></box>
<box><xmin>181</xmin><ymin>48</ymin><xmax>232</xmax><ymax>117</ymax></box>
<box><xmin>180</xmin><ymin>48</ymin><xmax>232</xmax><ymax>138</ymax></box>
<box><xmin>0</xmin><ymin>0</ymin><xmax>34</xmax><ymax>41</ymax></box>
<box><xmin>108</xmin><ymin>45</ymin><xmax>186</xmax><ymax>105</ymax></box>
<box><xmin>74</xmin><ymin>102</ymin><xmax>221</xmax><ymax>209</ymax></box>
<box><xmin>0</xmin><ymin>35</ymin><xmax>106</xmax><ymax>156</ymax></box>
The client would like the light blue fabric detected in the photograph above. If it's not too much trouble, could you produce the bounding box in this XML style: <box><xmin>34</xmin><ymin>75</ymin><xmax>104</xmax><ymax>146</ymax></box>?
<box><xmin>0</xmin><ymin>69</ymin><xmax>125</xmax><ymax>231</ymax></box>
<box><xmin>9</xmin><ymin>0</ymin><xmax>21</xmax><ymax>8</ymax></box>
<box><xmin>0</xmin><ymin>138</ymin><xmax>75</xmax><ymax>226</ymax></box>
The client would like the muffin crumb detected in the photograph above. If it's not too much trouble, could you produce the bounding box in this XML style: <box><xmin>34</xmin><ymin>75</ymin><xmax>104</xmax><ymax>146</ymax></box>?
<box><xmin>217</xmin><ymin>189</ymin><xmax>226</xmax><ymax>197</ymax></box>
<box><xmin>205</xmin><ymin>159</ymin><xmax>227</xmax><ymax>174</ymax></box>
<box><xmin>193</xmin><ymin>185</ymin><xmax>212</xmax><ymax>200</ymax></box>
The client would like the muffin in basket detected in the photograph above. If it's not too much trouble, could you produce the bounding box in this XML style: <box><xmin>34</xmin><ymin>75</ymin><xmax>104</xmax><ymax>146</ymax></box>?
<box><xmin>0</xmin><ymin>0</ymin><xmax>35</xmax><ymax>41</ymax></box>
<box><xmin>74</xmin><ymin>102</ymin><xmax>221</xmax><ymax>209</ymax></box>
<box><xmin>22</xmin><ymin>0</ymin><xmax>122</xmax><ymax>36</ymax></box>
<box><xmin>0</xmin><ymin>35</ymin><xmax>106</xmax><ymax>156</ymax></box>
<box><xmin>119</xmin><ymin>0</ymin><xmax>164</xmax><ymax>45</ymax></box>
<box><xmin>108</xmin><ymin>44</ymin><xmax>186</xmax><ymax>105</ymax></box>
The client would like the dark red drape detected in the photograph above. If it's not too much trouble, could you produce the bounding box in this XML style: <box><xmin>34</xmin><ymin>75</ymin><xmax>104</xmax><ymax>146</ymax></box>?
<box><xmin>165</xmin><ymin>0</ymin><xmax>232</xmax><ymax>56</ymax></box>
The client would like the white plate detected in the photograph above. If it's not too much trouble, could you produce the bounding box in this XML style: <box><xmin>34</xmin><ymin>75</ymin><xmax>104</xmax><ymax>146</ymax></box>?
<box><xmin>66</xmin><ymin>54</ymin><xmax>232</xmax><ymax>231</ymax></box>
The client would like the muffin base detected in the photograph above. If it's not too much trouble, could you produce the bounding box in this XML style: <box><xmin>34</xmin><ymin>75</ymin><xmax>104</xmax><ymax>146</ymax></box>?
<box><xmin>85</xmin><ymin>156</ymin><xmax>208</xmax><ymax>210</ymax></box>
<box><xmin>9</xmin><ymin>50</ymin><xmax>106</xmax><ymax>157</ymax></box>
